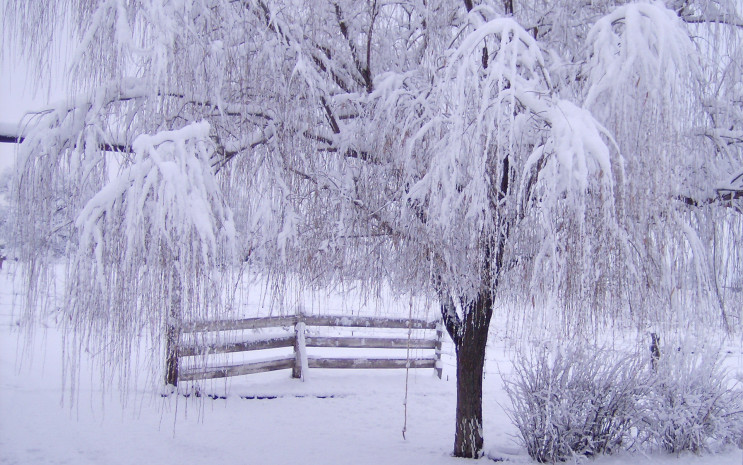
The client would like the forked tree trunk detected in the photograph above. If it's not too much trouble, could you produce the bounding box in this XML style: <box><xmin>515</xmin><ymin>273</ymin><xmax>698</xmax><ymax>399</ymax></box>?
<box><xmin>449</xmin><ymin>290</ymin><xmax>494</xmax><ymax>458</ymax></box>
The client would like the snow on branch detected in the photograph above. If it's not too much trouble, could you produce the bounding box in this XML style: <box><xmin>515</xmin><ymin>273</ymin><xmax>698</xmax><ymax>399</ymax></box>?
<box><xmin>391</xmin><ymin>12</ymin><xmax>629</xmax><ymax>305</ymax></box>
<box><xmin>14</xmin><ymin>78</ymin><xmax>148</xmax><ymax>161</ymax></box>
<box><xmin>678</xmin><ymin>169</ymin><xmax>743</xmax><ymax>210</ymax></box>
<box><xmin>678</xmin><ymin>0</ymin><xmax>743</xmax><ymax>30</ymax></box>
<box><xmin>681</xmin><ymin>14</ymin><xmax>743</xmax><ymax>28</ymax></box>
<box><xmin>0</xmin><ymin>123</ymin><xmax>25</xmax><ymax>145</ymax></box>
<box><xmin>59</xmin><ymin>121</ymin><xmax>237</xmax><ymax>392</ymax></box>
<box><xmin>521</xmin><ymin>99</ymin><xmax>619</xmax><ymax>202</ymax></box>
<box><xmin>720</xmin><ymin>169</ymin><xmax>743</xmax><ymax>193</ymax></box>
<box><xmin>449</xmin><ymin>15</ymin><xmax>552</xmax><ymax>90</ymax></box>
<box><xmin>9</xmin><ymin>77</ymin><xmax>156</xmax><ymax>278</ymax></box>
<box><xmin>585</xmin><ymin>2</ymin><xmax>698</xmax><ymax>108</ymax></box>
<box><xmin>76</xmin><ymin>121</ymin><xmax>236</xmax><ymax>280</ymax></box>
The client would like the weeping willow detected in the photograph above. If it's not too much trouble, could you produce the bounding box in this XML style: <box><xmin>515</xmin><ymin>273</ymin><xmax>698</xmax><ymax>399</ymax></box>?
<box><xmin>4</xmin><ymin>0</ymin><xmax>742</xmax><ymax>456</ymax></box>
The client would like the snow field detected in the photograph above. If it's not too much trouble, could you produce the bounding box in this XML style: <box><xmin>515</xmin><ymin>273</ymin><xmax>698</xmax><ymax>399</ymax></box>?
<box><xmin>1</xmin><ymin>263</ymin><xmax>741</xmax><ymax>465</ymax></box>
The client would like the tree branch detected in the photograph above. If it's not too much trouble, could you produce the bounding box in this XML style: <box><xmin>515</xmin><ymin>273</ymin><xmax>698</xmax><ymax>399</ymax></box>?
<box><xmin>680</xmin><ymin>14</ymin><xmax>743</xmax><ymax>29</ymax></box>
<box><xmin>333</xmin><ymin>2</ymin><xmax>373</xmax><ymax>93</ymax></box>
<box><xmin>0</xmin><ymin>133</ymin><xmax>22</xmax><ymax>145</ymax></box>
<box><xmin>679</xmin><ymin>190</ymin><xmax>743</xmax><ymax>210</ymax></box>
<box><xmin>253</xmin><ymin>0</ymin><xmax>355</xmax><ymax>94</ymax></box>
<box><xmin>0</xmin><ymin>131</ymin><xmax>132</xmax><ymax>153</ymax></box>
<box><xmin>440</xmin><ymin>295</ymin><xmax>463</xmax><ymax>346</ymax></box>
<box><xmin>678</xmin><ymin>168</ymin><xmax>743</xmax><ymax>210</ymax></box>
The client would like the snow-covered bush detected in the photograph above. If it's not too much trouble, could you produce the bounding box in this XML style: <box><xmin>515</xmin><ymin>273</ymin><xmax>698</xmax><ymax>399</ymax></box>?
<box><xmin>503</xmin><ymin>345</ymin><xmax>648</xmax><ymax>462</ymax></box>
<box><xmin>638</xmin><ymin>350</ymin><xmax>743</xmax><ymax>454</ymax></box>
<box><xmin>505</xmin><ymin>343</ymin><xmax>743</xmax><ymax>461</ymax></box>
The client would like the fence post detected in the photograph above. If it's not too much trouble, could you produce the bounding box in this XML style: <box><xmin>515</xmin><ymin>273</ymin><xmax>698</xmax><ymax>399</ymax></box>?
<box><xmin>434</xmin><ymin>321</ymin><xmax>444</xmax><ymax>379</ymax></box>
<box><xmin>293</xmin><ymin>314</ymin><xmax>308</xmax><ymax>380</ymax></box>
<box><xmin>650</xmin><ymin>332</ymin><xmax>661</xmax><ymax>371</ymax></box>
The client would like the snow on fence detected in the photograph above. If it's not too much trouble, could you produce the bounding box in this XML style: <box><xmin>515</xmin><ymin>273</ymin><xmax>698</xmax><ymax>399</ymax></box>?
<box><xmin>166</xmin><ymin>315</ymin><xmax>444</xmax><ymax>384</ymax></box>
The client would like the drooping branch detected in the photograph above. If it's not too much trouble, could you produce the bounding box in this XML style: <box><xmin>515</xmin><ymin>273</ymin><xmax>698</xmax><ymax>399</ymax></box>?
<box><xmin>699</xmin><ymin>128</ymin><xmax>743</xmax><ymax>147</ymax></box>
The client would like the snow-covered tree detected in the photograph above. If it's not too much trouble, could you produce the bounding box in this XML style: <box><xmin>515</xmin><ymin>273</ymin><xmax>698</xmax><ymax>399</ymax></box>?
<box><xmin>4</xmin><ymin>0</ymin><xmax>742</xmax><ymax>457</ymax></box>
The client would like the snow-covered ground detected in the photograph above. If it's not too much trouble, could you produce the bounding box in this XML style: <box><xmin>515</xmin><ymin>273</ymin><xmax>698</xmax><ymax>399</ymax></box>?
<box><xmin>1</xmin><ymin>263</ymin><xmax>741</xmax><ymax>465</ymax></box>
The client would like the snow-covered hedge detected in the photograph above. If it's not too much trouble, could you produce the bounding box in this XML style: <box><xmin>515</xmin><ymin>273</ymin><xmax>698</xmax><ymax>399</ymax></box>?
<box><xmin>504</xmin><ymin>344</ymin><xmax>743</xmax><ymax>462</ymax></box>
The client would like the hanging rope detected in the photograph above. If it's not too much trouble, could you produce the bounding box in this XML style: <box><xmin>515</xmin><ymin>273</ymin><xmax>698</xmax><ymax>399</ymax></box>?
<box><xmin>402</xmin><ymin>294</ymin><xmax>413</xmax><ymax>440</ymax></box>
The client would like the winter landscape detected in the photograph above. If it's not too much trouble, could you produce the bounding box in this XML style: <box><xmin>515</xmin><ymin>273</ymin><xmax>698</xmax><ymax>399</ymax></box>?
<box><xmin>1</xmin><ymin>0</ymin><xmax>743</xmax><ymax>463</ymax></box>
<box><xmin>1</xmin><ymin>264</ymin><xmax>742</xmax><ymax>465</ymax></box>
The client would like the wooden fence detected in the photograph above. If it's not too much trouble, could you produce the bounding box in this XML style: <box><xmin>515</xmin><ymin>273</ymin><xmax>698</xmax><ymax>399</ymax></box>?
<box><xmin>166</xmin><ymin>314</ymin><xmax>444</xmax><ymax>384</ymax></box>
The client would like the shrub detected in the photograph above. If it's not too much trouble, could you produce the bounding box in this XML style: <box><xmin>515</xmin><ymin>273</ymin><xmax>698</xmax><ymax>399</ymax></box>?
<box><xmin>504</xmin><ymin>343</ymin><xmax>743</xmax><ymax>462</ymax></box>
<box><xmin>503</xmin><ymin>345</ymin><xmax>648</xmax><ymax>462</ymax></box>
<box><xmin>638</xmin><ymin>350</ymin><xmax>743</xmax><ymax>454</ymax></box>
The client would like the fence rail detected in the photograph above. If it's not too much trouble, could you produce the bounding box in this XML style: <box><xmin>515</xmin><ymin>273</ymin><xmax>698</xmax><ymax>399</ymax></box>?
<box><xmin>170</xmin><ymin>314</ymin><xmax>443</xmax><ymax>384</ymax></box>
<box><xmin>307</xmin><ymin>357</ymin><xmax>436</xmax><ymax>370</ymax></box>
<box><xmin>180</xmin><ymin>315</ymin><xmax>437</xmax><ymax>333</ymax></box>
<box><xmin>180</xmin><ymin>357</ymin><xmax>295</xmax><ymax>381</ymax></box>
<box><xmin>181</xmin><ymin>316</ymin><xmax>297</xmax><ymax>333</ymax></box>
<box><xmin>305</xmin><ymin>336</ymin><xmax>436</xmax><ymax>349</ymax></box>
<box><xmin>178</xmin><ymin>335</ymin><xmax>295</xmax><ymax>357</ymax></box>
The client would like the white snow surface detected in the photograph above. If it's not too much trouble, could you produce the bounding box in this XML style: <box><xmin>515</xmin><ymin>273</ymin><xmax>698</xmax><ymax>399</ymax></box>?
<box><xmin>1</xmin><ymin>263</ymin><xmax>741</xmax><ymax>465</ymax></box>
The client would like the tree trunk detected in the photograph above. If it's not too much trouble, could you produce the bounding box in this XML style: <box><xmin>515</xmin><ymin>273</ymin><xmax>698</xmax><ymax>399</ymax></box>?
<box><xmin>165</xmin><ymin>320</ymin><xmax>180</xmax><ymax>386</ymax></box>
<box><xmin>451</xmin><ymin>290</ymin><xmax>493</xmax><ymax>458</ymax></box>
<box><xmin>164</xmin><ymin>269</ymin><xmax>182</xmax><ymax>386</ymax></box>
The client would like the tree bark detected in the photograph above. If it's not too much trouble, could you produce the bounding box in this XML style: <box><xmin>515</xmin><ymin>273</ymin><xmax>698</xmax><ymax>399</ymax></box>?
<box><xmin>164</xmin><ymin>269</ymin><xmax>182</xmax><ymax>386</ymax></box>
<box><xmin>449</xmin><ymin>290</ymin><xmax>494</xmax><ymax>458</ymax></box>
<box><xmin>165</xmin><ymin>319</ymin><xmax>180</xmax><ymax>386</ymax></box>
